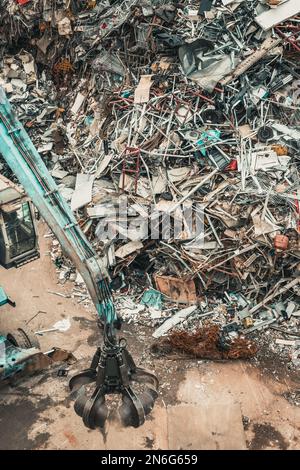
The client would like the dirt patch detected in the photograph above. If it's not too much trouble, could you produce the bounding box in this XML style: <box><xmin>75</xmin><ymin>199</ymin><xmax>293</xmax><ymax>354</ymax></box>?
<box><xmin>253</xmin><ymin>338</ymin><xmax>299</xmax><ymax>384</ymax></box>
<box><xmin>73</xmin><ymin>316</ymin><xmax>97</xmax><ymax>330</ymax></box>
<box><xmin>248</xmin><ymin>422</ymin><xmax>289</xmax><ymax>450</ymax></box>
<box><xmin>87</xmin><ymin>330</ymin><xmax>100</xmax><ymax>347</ymax></box>
<box><xmin>144</xmin><ymin>436</ymin><xmax>155</xmax><ymax>449</ymax></box>
<box><xmin>0</xmin><ymin>397</ymin><xmax>53</xmax><ymax>450</ymax></box>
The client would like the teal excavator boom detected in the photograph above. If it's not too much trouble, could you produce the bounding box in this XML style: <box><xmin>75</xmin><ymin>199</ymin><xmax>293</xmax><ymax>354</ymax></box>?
<box><xmin>0</xmin><ymin>86</ymin><xmax>158</xmax><ymax>429</ymax></box>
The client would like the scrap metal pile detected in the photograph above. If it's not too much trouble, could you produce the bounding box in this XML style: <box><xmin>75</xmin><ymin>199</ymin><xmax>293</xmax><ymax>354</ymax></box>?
<box><xmin>0</xmin><ymin>0</ymin><xmax>299</xmax><ymax>363</ymax></box>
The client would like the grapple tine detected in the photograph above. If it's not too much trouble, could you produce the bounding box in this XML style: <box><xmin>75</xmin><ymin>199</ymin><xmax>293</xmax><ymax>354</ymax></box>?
<box><xmin>119</xmin><ymin>391</ymin><xmax>145</xmax><ymax>428</ymax></box>
<box><xmin>69</xmin><ymin>368</ymin><xmax>96</xmax><ymax>395</ymax></box>
<box><xmin>134</xmin><ymin>367</ymin><xmax>159</xmax><ymax>389</ymax></box>
<box><xmin>82</xmin><ymin>388</ymin><xmax>108</xmax><ymax>429</ymax></box>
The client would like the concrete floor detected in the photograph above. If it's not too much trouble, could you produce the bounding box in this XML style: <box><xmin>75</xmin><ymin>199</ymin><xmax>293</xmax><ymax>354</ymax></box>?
<box><xmin>0</xmin><ymin>221</ymin><xmax>299</xmax><ymax>450</ymax></box>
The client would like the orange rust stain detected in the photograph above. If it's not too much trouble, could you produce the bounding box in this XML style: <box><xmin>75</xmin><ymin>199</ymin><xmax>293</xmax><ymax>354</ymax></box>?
<box><xmin>63</xmin><ymin>431</ymin><xmax>79</xmax><ymax>447</ymax></box>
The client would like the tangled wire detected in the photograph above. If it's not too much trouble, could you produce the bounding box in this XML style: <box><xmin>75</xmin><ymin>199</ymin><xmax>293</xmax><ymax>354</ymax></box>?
<box><xmin>151</xmin><ymin>324</ymin><xmax>258</xmax><ymax>360</ymax></box>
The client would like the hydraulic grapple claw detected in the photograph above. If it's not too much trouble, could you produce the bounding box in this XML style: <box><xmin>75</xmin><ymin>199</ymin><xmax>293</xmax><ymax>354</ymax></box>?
<box><xmin>69</xmin><ymin>342</ymin><xmax>158</xmax><ymax>429</ymax></box>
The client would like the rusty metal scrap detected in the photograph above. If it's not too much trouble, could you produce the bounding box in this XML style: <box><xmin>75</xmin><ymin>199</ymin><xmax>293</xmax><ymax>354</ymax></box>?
<box><xmin>152</xmin><ymin>325</ymin><xmax>258</xmax><ymax>360</ymax></box>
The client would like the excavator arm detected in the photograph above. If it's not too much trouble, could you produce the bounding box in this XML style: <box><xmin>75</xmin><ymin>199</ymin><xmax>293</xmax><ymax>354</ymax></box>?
<box><xmin>0</xmin><ymin>89</ymin><xmax>116</xmax><ymax>325</ymax></box>
<box><xmin>0</xmin><ymin>87</ymin><xmax>158</xmax><ymax>428</ymax></box>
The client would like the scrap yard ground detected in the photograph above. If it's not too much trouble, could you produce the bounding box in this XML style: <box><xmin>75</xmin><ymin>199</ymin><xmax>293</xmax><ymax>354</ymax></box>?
<box><xmin>0</xmin><ymin>221</ymin><xmax>299</xmax><ymax>450</ymax></box>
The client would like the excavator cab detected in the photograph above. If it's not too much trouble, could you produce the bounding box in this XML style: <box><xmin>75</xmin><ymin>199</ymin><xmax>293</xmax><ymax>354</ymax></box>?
<box><xmin>0</xmin><ymin>174</ymin><xmax>39</xmax><ymax>268</ymax></box>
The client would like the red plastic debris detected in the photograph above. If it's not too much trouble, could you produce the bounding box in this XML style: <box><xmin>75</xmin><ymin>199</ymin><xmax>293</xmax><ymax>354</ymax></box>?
<box><xmin>16</xmin><ymin>0</ymin><xmax>31</xmax><ymax>4</ymax></box>
<box><xmin>226</xmin><ymin>159</ymin><xmax>238</xmax><ymax>171</ymax></box>
<box><xmin>274</xmin><ymin>235</ymin><xmax>289</xmax><ymax>251</ymax></box>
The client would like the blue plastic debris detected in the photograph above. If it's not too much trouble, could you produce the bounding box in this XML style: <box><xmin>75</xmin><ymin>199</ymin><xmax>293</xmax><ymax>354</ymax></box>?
<box><xmin>140</xmin><ymin>289</ymin><xmax>163</xmax><ymax>310</ymax></box>
<box><xmin>197</xmin><ymin>129</ymin><xmax>221</xmax><ymax>156</ymax></box>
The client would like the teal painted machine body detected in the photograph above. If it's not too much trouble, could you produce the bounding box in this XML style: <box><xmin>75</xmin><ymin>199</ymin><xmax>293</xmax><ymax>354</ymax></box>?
<box><xmin>0</xmin><ymin>335</ymin><xmax>31</xmax><ymax>379</ymax></box>
<box><xmin>0</xmin><ymin>286</ymin><xmax>34</xmax><ymax>379</ymax></box>
<box><xmin>0</xmin><ymin>87</ymin><xmax>116</xmax><ymax>324</ymax></box>
<box><xmin>0</xmin><ymin>286</ymin><xmax>8</xmax><ymax>306</ymax></box>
